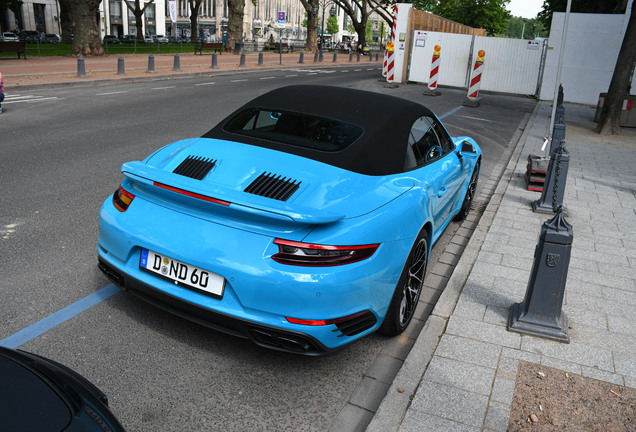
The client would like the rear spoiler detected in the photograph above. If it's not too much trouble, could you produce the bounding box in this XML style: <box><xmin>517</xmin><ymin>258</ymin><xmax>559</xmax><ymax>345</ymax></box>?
<box><xmin>121</xmin><ymin>161</ymin><xmax>346</xmax><ymax>224</ymax></box>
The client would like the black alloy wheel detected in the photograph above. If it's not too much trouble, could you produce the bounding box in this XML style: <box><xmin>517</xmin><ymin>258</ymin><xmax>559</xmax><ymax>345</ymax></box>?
<box><xmin>454</xmin><ymin>161</ymin><xmax>480</xmax><ymax>221</ymax></box>
<box><xmin>380</xmin><ymin>233</ymin><xmax>429</xmax><ymax>336</ymax></box>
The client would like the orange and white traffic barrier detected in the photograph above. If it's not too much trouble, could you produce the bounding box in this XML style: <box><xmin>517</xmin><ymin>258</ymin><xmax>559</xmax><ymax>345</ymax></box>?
<box><xmin>429</xmin><ymin>45</ymin><xmax>441</xmax><ymax>90</ymax></box>
<box><xmin>382</xmin><ymin>50</ymin><xmax>388</xmax><ymax>77</ymax></box>
<box><xmin>385</xmin><ymin>41</ymin><xmax>395</xmax><ymax>82</ymax></box>
<box><xmin>463</xmin><ymin>49</ymin><xmax>485</xmax><ymax>107</ymax></box>
<box><xmin>423</xmin><ymin>45</ymin><xmax>442</xmax><ymax>96</ymax></box>
<box><xmin>385</xmin><ymin>5</ymin><xmax>398</xmax><ymax>85</ymax></box>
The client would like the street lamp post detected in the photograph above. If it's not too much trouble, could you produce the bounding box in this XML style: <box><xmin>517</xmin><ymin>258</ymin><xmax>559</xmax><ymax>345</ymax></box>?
<box><xmin>318</xmin><ymin>0</ymin><xmax>335</xmax><ymax>54</ymax></box>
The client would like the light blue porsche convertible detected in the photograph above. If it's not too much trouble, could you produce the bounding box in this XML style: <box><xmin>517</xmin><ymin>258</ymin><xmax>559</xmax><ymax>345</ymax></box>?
<box><xmin>97</xmin><ymin>85</ymin><xmax>481</xmax><ymax>355</ymax></box>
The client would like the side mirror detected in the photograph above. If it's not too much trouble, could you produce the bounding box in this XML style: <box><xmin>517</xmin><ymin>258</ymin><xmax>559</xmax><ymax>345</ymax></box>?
<box><xmin>459</xmin><ymin>141</ymin><xmax>477</xmax><ymax>156</ymax></box>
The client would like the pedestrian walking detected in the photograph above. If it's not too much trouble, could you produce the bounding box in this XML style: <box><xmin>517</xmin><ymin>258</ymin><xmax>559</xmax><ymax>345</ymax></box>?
<box><xmin>0</xmin><ymin>71</ymin><xmax>5</xmax><ymax>114</ymax></box>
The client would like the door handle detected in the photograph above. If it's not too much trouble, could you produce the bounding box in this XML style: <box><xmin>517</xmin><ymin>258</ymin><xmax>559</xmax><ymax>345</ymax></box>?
<box><xmin>438</xmin><ymin>187</ymin><xmax>447</xmax><ymax>197</ymax></box>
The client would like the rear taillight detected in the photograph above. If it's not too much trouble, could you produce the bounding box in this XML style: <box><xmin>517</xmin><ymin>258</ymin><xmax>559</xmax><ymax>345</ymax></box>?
<box><xmin>113</xmin><ymin>185</ymin><xmax>135</xmax><ymax>212</ymax></box>
<box><xmin>272</xmin><ymin>239</ymin><xmax>379</xmax><ymax>267</ymax></box>
<box><xmin>286</xmin><ymin>311</ymin><xmax>370</xmax><ymax>326</ymax></box>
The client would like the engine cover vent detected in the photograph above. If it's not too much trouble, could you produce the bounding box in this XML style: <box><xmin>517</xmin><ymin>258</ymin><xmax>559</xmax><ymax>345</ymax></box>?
<box><xmin>173</xmin><ymin>156</ymin><xmax>216</xmax><ymax>180</ymax></box>
<box><xmin>244</xmin><ymin>172</ymin><xmax>301</xmax><ymax>201</ymax></box>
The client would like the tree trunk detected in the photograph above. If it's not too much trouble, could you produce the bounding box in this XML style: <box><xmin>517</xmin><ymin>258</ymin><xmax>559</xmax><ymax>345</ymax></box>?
<box><xmin>596</xmin><ymin>4</ymin><xmax>636</xmax><ymax>135</ymax></box>
<box><xmin>355</xmin><ymin>20</ymin><xmax>367</xmax><ymax>47</ymax></box>
<box><xmin>306</xmin><ymin>0</ymin><xmax>319</xmax><ymax>54</ymax></box>
<box><xmin>189</xmin><ymin>0</ymin><xmax>202</xmax><ymax>44</ymax></box>
<box><xmin>68</xmin><ymin>0</ymin><xmax>103</xmax><ymax>56</ymax></box>
<box><xmin>58</xmin><ymin>0</ymin><xmax>73</xmax><ymax>44</ymax></box>
<box><xmin>226</xmin><ymin>0</ymin><xmax>245</xmax><ymax>53</ymax></box>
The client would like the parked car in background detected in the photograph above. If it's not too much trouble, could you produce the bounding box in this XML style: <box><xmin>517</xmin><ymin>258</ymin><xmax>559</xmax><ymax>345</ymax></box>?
<box><xmin>143</xmin><ymin>34</ymin><xmax>153</xmax><ymax>43</ymax></box>
<box><xmin>1</xmin><ymin>32</ymin><xmax>19</xmax><ymax>42</ymax></box>
<box><xmin>154</xmin><ymin>34</ymin><xmax>169</xmax><ymax>43</ymax></box>
<box><xmin>120</xmin><ymin>34</ymin><xmax>136</xmax><ymax>43</ymax></box>
<box><xmin>168</xmin><ymin>35</ymin><xmax>181</xmax><ymax>43</ymax></box>
<box><xmin>43</xmin><ymin>33</ymin><xmax>61</xmax><ymax>44</ymax></box>
<box><xmin>103</xmin><ymin>35</ymin><xmax>120</xmax><ymax>44</ymax></box>
<box><xmin>19</xmin><ymin>30</ymin><xmax>40</xmax><ymax>43</ymax></box>
<box><xmin>0</xmin><ymin>346</ymin><xmax>126</xmax><ymax>431</ymax></box>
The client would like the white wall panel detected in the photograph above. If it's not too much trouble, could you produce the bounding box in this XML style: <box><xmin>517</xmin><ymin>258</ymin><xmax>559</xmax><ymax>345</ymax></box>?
<box><xmin>408</xmin><ymin>31</ymin><xmax>472</xmax><ymax>88</ymax></box>
<box><xmin>473</xmin><ymin>36</ymin><xmax>543</xmax><ymax>95</ymax></box>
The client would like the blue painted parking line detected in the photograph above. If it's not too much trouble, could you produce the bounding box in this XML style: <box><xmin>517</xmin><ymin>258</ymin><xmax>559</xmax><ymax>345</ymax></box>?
<box><xmin>0</xmin><ymin>284</ymin><xmax>121</xmax><ymax>349</ymax></box>
<box><xmin>439</xmin><ymin>105</ymin><xmax>465</xmax><ymax>120</ymax></box>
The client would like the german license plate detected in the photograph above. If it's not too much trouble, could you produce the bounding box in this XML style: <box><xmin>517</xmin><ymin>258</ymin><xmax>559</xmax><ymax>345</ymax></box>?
<box><xmin>140</xmin><ymin>248</ymin><xmax>225</xmax><ymax>297</ymax></box>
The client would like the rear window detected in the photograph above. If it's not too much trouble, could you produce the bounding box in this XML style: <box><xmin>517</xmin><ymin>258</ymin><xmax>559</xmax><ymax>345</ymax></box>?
<box><xmin>223</xmin><ymin>108</ymin><xmax>363</xmax><ymax>152</ymax></box>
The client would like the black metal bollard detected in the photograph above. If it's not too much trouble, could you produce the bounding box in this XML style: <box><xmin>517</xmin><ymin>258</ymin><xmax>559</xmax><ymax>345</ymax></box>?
<box><xmin>211</xmin><ymin>52</ymin><xmax>219</xmax><ymax>69</ymax></box>
<box><xmin>299</xmin><ymin>51</ymin><xmax>304</xmax><ymax>64</ymax></box>
<box><xmin>173</xmin><ymin>53</ymin><xmax>181</xmax><ymax>71</ymax></box>
<box><xmin>532</xmin><ymin>140</ymin><xmax>570</xmax><ymax>214</ymax></box>
<box><xmin>313</xmin><ymin>51</ymin><xmax>319</xmax><ymax>63</ymax></box>
<box><xmin>77</xmin><ymin>56</ymin><xmax>87</xmax><ymax>78</ymax></box>
<box><xmin>147</xmin><ymin>54</ymin><xmax>156</xmax><ymax>73</ymax></box>
<box><xmin>239</xmin><ymin>51</ymin><xmax>246</xmax><ymax>67</ymax></box>
<box><xmin>555</xmin><ymin>104</ymin><xmax>565</xmax><ymax>124</ymax></box>
<box><xmin>333</xmin><ymin>52</ymin><xmax>337</xmax><ymax>63</ymax></box>
<box><xmin>507</xmin><ymin>210</ymin><xmax>572</xmax><ymax>343</ymax></box>
<box><xmin>375</xmin><ymin>53</ymin><xmax>379</xmax><ymax>61</ymax></box>
<box><xmin>557</xmin><ymin>84</ymin><xmax>564</xmax><ymax>107</ymax></box>
<box><xmin>356</xmin><ymin>52</ymin><xmax>361</xmax><ymax>62</ymax></box>
<box><xmin>349</xmin><ymin>52</ymin><xmax>353</xmax><ymax>62</ymax></box>
<box><xmin>319</xmin><ymin>49</ymin><xmax>324</xmax><ymax>62</ymax></box>
<box><xmin>117</xmin><ymin>56</ymin><xmax>125</xmax><ymax>75</ymax></box>
<box><xmin>549</xmin><ymin>121</ymin><xmax>566</xmax><ymax>155</ymax></box>
<box><xmin>258</xmin><ymin>51</ymin><xmax>264</xmax><ymax>66</ymax></box>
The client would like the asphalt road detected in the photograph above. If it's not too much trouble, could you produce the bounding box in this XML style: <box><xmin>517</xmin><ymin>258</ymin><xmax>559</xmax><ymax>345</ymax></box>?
<box><xmin>0</xmin><ymin>67</ymin><xmax>537</xmax><ymax>431</ymax></box>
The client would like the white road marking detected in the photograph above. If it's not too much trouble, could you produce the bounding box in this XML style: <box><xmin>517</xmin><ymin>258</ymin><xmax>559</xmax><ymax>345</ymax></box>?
<box><xmin>96</xmin><ymin>91</ymin><xmax>128</xmax><ymax>96</ymax></box>
<box><xmin>458</xmin><ymin>115</ymin><xmax>495</xmax><ymax>123</ymax></box>
<box><xmin>3</xmin><ymin>95</ymin><xmax>60</xmax><ymax>104</ymax></box>
<box><xmin>195</xmin><ymin>82</ymin><xmax>216</xmax><ymax>86</ymax></box>
<box><xmin>151</xmin><ymin>86</ymin><xmax>176</xmax><ymax>90</ymax></box>
<box><xmin>230</xmin><ymin>79</ymin><xmax>248</xmax><ymax>82</ymax></box>
<box><xmin>260</xmin><ymin>76</ymin><xmax>276</xmax><ymax>80</ymax></box>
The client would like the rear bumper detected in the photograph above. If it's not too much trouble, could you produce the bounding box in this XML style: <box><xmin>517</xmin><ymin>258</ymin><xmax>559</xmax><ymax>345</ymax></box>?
<box><xmin>99</xmin><ymin>258</ymin><xmax>344</xmax><ymax>355</ymax></box>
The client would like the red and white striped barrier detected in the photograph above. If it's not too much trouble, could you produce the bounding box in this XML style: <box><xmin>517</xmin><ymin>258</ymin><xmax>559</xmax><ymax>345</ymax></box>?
<box><xmin>423</xmin><ymin>45</ymin><xmax>441</xmax><ymax>96</ymax></box>
<box><xmin>385</xmin><ymin>5</ymin><xmax>398</xmax><ymax>86</ymax></box>
<box><xmin>382</xmin><ymin>50</ymin><xmax>388</xmax><ymax>77</ymax></box>
<box><xmin>597</xmin><ymin>95</ymin><xmax>634</xmax><ymax>112</ymax></box>
<box><xmin>463</xmin><ymin>50</ymin><xmax>485</xmax><ymax>107</ymax></box>
<box><xmin>428</xmin><ymin>45</ymin><xmax>441</xmax><ymax>90</ymax></box>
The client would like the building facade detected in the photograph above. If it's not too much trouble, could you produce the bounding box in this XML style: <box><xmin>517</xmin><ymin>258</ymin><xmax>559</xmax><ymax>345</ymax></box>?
<box><xmin>3</xmin><ymin>0</ymin><xmax>386</xmax><ymax>45</ymax></box>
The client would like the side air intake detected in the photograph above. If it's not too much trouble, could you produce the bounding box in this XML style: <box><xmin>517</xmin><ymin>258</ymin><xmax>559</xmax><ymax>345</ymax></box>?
<box><xmin>173</xmin><ymin>156</ymin><xmax>216</xmax><ymax>180</ymax></box>
<box><xmin>244</xmin><ymin>172</ymin><xmax>301</xmax><ymax>201</ymax></box>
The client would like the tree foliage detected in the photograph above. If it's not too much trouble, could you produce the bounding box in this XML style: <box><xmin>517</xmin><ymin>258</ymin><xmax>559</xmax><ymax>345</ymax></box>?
<box><xmin>538</xmin><ymin>0</ymin><xmax>625</xmax><ymax>30</ymax></box>
<box><xmin>333</xmin><ymin>0</ymin><xmax>386</xmax><ymax>47</ymax></box>
<box><xmin>412</xmin><ymin>0</ymin><xmax>511</xmax><ymax>36</ymax></box>
<box><xmin>326</xmin><ymin>13</ymin><xmax>339</xmax><ymax>35</ymax></box>
<box><xmin>596</xmin><ymin>3</ymin><xmax>636</xmax><ymax>135</ymax></box>
<box><xmin>505</xmin><ymin>16</ymin><xmax>546</xmax><ymax>39</ymax></box>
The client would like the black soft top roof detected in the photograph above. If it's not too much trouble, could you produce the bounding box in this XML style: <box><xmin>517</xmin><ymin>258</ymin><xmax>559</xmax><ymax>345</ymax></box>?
<box><xmin>202</xmin><ymin>85</ymin><xmax>435</xmax><ymax>176</ymax></box>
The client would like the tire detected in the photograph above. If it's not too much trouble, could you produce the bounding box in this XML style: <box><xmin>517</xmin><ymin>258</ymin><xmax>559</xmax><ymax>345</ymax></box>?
<box><xmin>379</xmin><ymin>231</ymin><xmax>429</xmax><ymax>336</ymax></box>
<box><xmin>453</xmin><ymin>161</ymin><xmax>480</xmax><ymax>222</ymax></box>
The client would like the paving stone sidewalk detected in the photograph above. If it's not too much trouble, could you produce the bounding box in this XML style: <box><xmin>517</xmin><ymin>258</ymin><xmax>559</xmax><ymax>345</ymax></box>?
<box><xmin>368</xmin><ymin>101</ymin><xmax>636</xmax><ymax>432</ymax></box>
